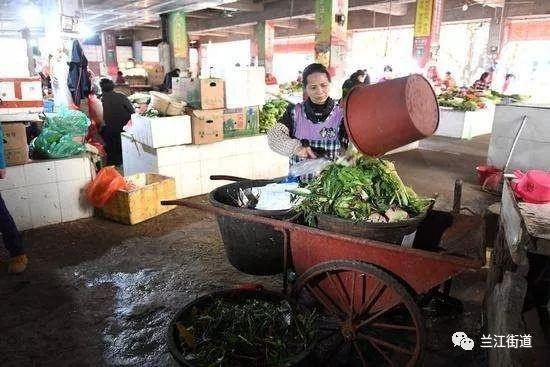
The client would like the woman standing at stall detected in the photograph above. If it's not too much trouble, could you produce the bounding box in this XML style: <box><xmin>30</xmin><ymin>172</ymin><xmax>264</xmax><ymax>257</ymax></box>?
<box><xmin>99</xmin><ymin>78</ymin><xmax>135</xmax><ymax>166</ymax></box>
<box><xmin>472</xmin><ymin>71</ymin><xmax>492</xmax><ymax>90</ymax></box>
<box><xmin>267</xmin><ymin>63</ymin><xmax>347</xmax><ymax>181</ymax></box>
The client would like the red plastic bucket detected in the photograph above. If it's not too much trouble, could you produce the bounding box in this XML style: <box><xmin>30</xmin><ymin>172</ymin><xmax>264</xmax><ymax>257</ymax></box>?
<box><xmin>476</xmin><ymin>165</ymin><xmax>502</xmax><ymax>186</ymax></box>
<box><xmin>343</xmin><ymin>74</ymin><xmax>439</xmax><ymax>156</ymax></box>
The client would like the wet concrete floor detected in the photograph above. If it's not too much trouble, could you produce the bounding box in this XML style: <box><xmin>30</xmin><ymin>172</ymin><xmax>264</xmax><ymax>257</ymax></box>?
<box><xmin>0</xmin><ymin>135</ymin><xmax>497</xmax><ymax>366</ymax></box>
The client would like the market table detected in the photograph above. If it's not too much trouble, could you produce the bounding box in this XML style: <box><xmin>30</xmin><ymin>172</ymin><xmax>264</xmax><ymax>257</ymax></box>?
<box><xmin>486</xmin><ymin>179</ymin><xmax>550</xmax><ymax>366</ymax></box>
<box><xmin>435</xmin><ymin>103</ymin><xmax>495</xmax><ymax>139</ymax></box>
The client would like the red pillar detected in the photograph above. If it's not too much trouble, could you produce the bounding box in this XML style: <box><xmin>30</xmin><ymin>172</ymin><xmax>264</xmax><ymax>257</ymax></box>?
<box><xmin>101</xmin><ymin>31</ymin><xmax>118</xmax><ymax>77</ymax></box>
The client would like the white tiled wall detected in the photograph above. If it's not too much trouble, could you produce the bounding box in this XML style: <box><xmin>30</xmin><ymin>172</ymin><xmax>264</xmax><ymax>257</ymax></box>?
<box><xmin>0</xmin><ymin>156</ymin><xmax>95</xmax><ymax>231</ymax></box>
<box><xmin>122</xmin><ymin>134</ymin><xmax>288</xmax><ymax>198</ymax></box>
<box><xmin>488</xmin><ymin>105</ymin><xmax>550</xmax><ymax>171</ymax></box>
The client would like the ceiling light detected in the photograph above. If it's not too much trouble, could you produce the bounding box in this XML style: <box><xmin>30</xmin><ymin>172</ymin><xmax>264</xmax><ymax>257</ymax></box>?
<box><xmin>79</xmin><ymin>23</ymin><xmax>96</xmax><ymax>39</ymax></box>
<box><xmin>462</xmin><ymin>3</ymin><xmax>469</xmax><ymax>11</ymax></box>
<box><xmin>20</xmin><ymin>4</ymin><xmax>42</xmax><ymax>27</ymax></box>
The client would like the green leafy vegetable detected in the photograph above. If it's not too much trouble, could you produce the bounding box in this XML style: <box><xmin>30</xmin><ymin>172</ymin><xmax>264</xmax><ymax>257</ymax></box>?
<box><xmin>259</xmin><ymin>99</ymin><xmax>289</xmax><ymax>133</ymax></box>
<box><xmin>294</xmin><ymin>154</ymin><xmax>431</xmax><ymax>226</ymax></box>
<box><xmin>178</xmin><ymin>298</ymin><xmax>317</xmax><ymax>366</ymax></box>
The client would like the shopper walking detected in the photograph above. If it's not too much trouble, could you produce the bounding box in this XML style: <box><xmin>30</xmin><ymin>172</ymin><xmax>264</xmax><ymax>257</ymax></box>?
<box><xmin>99</xmin><ymin>78</ymin><xmax>135</xmax><ymax>166</ymax></box>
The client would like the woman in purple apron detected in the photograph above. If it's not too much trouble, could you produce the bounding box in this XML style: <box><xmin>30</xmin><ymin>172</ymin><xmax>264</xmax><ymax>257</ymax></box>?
<box><xmin>267</xmin><ymin>63</ymin><xmax>348</xmax><ymax>181</ymax></box>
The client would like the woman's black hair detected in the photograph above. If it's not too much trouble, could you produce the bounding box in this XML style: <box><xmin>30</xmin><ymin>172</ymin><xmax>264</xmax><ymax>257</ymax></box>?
<box><xmin>302</xmin><ymin>63</ymin><xmax>331</xmax><ymax>88</ymax></box>
<box><xmin>505</xmin><ymin>73</ymin><xmax>515</xmax><ymax>79</ymax></box>
<box><xmin>100</xmin><ymin>78</ymin><xmax>115</xmax><ymax>93</ymax></box>
<box><xmin>350</xmin><ymin>69</ymin><xmax>366</xmax><ymax>82</ymax></box>
<box><xmin>480</xmin><ymin>71</ymin><xmax>490</xmax><ymax>81</ymax></box>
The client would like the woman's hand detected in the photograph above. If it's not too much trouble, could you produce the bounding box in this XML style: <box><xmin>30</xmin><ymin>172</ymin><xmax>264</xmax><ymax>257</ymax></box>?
<box><xmin>295</xmin><ymin>146</ymin><xmax>317</xmax><ymax>159</ymax></box>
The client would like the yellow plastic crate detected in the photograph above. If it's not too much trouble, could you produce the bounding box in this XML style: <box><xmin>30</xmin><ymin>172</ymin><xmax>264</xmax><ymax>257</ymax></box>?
<box><xmin>101</xmin><ymin>173</ymin><xmax>176</xmax><ymax>225</ymax></box>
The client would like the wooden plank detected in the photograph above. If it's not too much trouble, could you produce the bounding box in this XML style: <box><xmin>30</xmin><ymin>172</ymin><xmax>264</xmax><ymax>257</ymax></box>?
<box><xmin>501</xmin><ymin>181</ymin><xmax>524</xmax><ymax>250</ymax></box>
<box><xmin>517</xmin><ymin>202</ymin><xmax>550</xmax><ymax>240</ymax></box>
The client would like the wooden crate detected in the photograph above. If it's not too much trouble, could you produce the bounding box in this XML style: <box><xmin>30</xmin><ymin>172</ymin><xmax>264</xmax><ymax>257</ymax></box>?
<box><xmin>101</xmin><ymin>173</ymin><xmax>176</xmax><ymax>225</ymax></box>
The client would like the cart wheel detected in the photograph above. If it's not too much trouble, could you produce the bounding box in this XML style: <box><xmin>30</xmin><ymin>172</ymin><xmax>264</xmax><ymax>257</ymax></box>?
<box><xmin>292</xmin><ymin>260</ymin><xmax>425</xmax><ymax>367</ymax></box>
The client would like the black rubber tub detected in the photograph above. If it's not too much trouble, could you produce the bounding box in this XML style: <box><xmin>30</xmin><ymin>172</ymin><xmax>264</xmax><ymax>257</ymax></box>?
<box><xmin>167</xmin><ymin>288</ymin><xmax>316</xmax><ymax>367</ymax></box>
<box><xmin>208</xmin><ymin>178</ymin><xmax>296</xmax><ymax>275</ymax></box>
<box><xmin>317</xmin><ymin>209</ymin><xmax>430</xmax><ymax>245</ymax></box>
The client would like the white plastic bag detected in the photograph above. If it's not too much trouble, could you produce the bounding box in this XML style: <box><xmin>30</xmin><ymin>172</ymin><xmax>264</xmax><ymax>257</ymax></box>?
<box><xmin>289</xmin><ymin>158</ymin><xmax>332</xmax><ymax>177</ymax></box>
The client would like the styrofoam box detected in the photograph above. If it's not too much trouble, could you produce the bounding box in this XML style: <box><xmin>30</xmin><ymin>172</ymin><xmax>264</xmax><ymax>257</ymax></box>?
<box><xmin>0</xmin><ymin>156</ymin><xmax>94</xmax><ymax>231</ymax></box>
<box><xmin>126</xmin><ymin>114</ymin><xmax>192</xmax><ymax>148</ymax></box>
<box><xmin>222</xmin><ymin>67</ymin><xmax>266</xmax><ymax>109</ymax></box>
<box><xmin>435</xmin><ymin>104</ymin><xmax>495</xmax><ymax>139</ymax></box>
<box><xmin>122</xmin><ymin>133</ymin><xmax>288</xmax><ymax>198</ymax></box>
<box><xmin>488</xmin><ymin>104</ymin><xmax>550</xmax><ymax>171</ymax></box>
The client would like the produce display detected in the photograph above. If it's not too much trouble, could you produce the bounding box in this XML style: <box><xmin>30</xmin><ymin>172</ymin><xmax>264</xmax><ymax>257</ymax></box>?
<box><xmin>292</xmin><ymin>153</ymin><xmax>431</xmax><ymax>226</ymax></box>
<box><xmin>481</xmin><ymin>90</ymin><xmax>530</xmax><ymax>104</ymax></box>
<box><xmin>175</xmin><ymin>297</ymin><xmax>317</xmax><ymax>366</ymax></box>
<box><xmin>30</xmin><ymin>109</ymin><xmax>90</xmax><ymax>159</ymax></box>
<box><xmin>140</xmin><ymin>108</ymin><xmax>162</xmax><ymax>118</ymax></box>
<box><xmin>279</xmin><ymin>81</ymin><xmax>303</xmax><ymax>94</ymax></box>
<box><xmin>259</xmin><ymin>99</ymin><xmax>289</xmax><ymax>133</ymax></box>
<box><xmin>437</xmin><ymin>88</ymin><xmax>486</xmax><ymax>111</ymax></box>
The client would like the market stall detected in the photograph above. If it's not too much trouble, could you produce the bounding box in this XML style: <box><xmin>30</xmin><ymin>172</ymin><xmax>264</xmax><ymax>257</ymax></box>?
<box><xmin>121</xmin><ymin>68</ymin><xmax>288</xmax><ymax>200</ymax></box>
<box><xmin>435</xmin><ymin>89</ymin><xmax>496</xmax><ymax>139</ymax></box>
<box><xmin>0</xmin><ymin>76</ymin><xmax>97</xmax><ymax>230</ymax></box>
<box><xmin>486</xmin><ymin>179</ymin><xmax>550</xmax><ymax>366</ymax></box>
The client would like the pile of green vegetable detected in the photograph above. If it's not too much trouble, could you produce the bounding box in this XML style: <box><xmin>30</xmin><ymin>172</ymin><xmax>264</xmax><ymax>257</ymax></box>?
<box><xmin>437</xmin><ymin>89</ymin><xmax>486</xmax><ymax>111</ymax></box>
<box><xmin>259</xmin><ymin>99</ymin><xmax>289</xmax><ymax>133</ymax></box>
<box><xmin>140</xmin><ymin>108</ymin><xmax>163</xmax><ymax>117</ymax></box>
<box><xmin>176</xmin><ymin>298</ymin><xmax>317</xmax><ymax>366</ymax></box>
<box><xmin>293</xmin><ymin>155</ymin><xmax>431</xmax><ymax>226</ymax></box>
<box><xmin>482</xmin><ymin>90</ymin><xmax>530</xmax><ymax>104</ymax></box>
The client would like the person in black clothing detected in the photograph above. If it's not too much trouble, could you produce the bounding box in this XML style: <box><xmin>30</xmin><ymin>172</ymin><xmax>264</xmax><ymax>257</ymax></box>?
<box><xmin>162</xmin><ymin>68</ymin><xmax>180</xmax><ymax>91</ymax></box>
<box><xmin>99</xmin><ymin>78</ymin><xmax>135</xmax><ymax>166</ymax></box>
<box><xmin>341</xmin><ymin>69</ymin><xmax>369</xmax><ymax>98</ymax></box>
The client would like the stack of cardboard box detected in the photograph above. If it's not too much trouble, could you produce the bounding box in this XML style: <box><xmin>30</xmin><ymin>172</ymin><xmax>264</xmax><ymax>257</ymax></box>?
<box><xmin>220</xmin><ymin>67</ymin><xmax>265</xmax><ymax>139</ymax></box>
<box><xmin>2</xmin><ymin>122</ymin><xmax>29</xmax><ymax>166</ymax></box>
<box><xmin>172</xmin><ymin>77</ymin><xmax>225</xmax><ymax>145</ymax></box>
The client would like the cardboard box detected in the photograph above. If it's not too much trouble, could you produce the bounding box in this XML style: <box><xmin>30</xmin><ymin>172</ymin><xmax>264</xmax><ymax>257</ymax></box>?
<box><xmin>223</xmin><ymin>106</ymin><xmax>260</xmax><ymax>138</ymax></box>
<box><xmin>128</xmin><ymin>114</ymin><xmax>192</xmax><ymax>148</ymax></box>
<box><xmin>2</xmin><ymin>123</ymin><xmax>28</xmax><ymax>166</ymax></box>
<box><xmin>187</xmin><ymin>108</ymin><xmax>224</xmax><ymax>145</ymax></box>
<box><xmin>173</xmin><ymin>77</ymin><xmax>224</xmax><ymax>110</ymax></box>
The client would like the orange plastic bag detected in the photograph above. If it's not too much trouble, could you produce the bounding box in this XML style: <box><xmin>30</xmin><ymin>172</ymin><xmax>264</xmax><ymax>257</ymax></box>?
<box><xmin>86</xmin><ymin>166</ymin><xmax>127</xmax><ymax>207</ymax></box>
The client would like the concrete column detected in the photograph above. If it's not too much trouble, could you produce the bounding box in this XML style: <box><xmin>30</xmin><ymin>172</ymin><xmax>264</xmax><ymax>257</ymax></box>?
<box><xmin>132</xmin><ymin>40</ymin><xmax>143</xmax><ymax>63</ymax></box>
<box><xmin>314</xmin><ymin>0</ymin><xmax>349</xmax><ymax>97</ymax></box>
<box><xmin>412</xmin><ymin>0</ymin><xmax>444</xmax><ymax>69</ymax></box>
<box><xmin>254</xmin><ymin>20</ymin><xmax>275</xmax><ymax>73</ymax></box>
<box><xmin>167</xmin><ymin>10</ymin><xmax>190</xmax><ymax>72</ymax></box>
<box><xmin>486</xmin><ymin>12</ymin><xmax>504</xmax><ymax>71</ymax></box>
<box><xmin>101</xmin><ymin>31</ymin><xmax>118</xmax><ymax>76</ymax></box>
<box><xmin>21</xmin><ymin>28</ymin><xmax>36</xmax><ymax>76</ymax></box>
<box><xmin>158</xmin><ymin>14</ymin><xmax>171</xmax><ymax>75</ymax></box>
